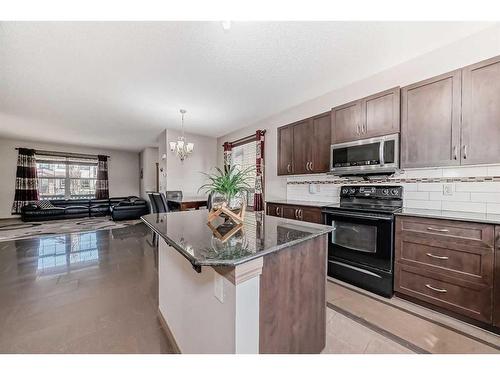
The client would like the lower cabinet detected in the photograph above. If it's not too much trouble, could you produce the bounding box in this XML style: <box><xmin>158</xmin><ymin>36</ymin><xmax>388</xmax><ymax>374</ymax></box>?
<box><xmin>395</xmin><ymin>216</ymin><xmax>496</xmax><ymax>325</ymax></box>
<box><xmin>266</xmin><ymin>202</ymin><xmax>323</xmax><ymax>224</ymax></box>
<box><xmin>495</xmin><ymin>227</ymin><xmax>500</xmax><ymax>328</ymax></box>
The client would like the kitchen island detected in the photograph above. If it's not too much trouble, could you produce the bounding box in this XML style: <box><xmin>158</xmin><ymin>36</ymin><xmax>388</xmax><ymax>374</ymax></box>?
<box><xmin>141</xmin><ymin>210</ymin><xmax>332</xmax><ymax>354</ymax></box>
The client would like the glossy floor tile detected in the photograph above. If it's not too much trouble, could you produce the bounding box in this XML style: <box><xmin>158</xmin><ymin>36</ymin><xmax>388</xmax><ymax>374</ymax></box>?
<box><xmin>1</xmin><ymin>222</ymin><xmax>498</xmax><ymax>354</ymax></box>
<box><xmin>0</xmin><ymin>224</ymin><xmax>175</xmax><ymax>353</ymax></box>
<box><xmin>325</xmin><ymin>279</ymin><xmax>500</xmax><ymax>354</ymax></box>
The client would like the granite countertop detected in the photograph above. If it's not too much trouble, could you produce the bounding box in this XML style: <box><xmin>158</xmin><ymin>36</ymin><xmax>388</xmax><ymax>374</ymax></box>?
<box><xmin>141</xmin><ymin>210</ymin><xmax>333</xmax><ymax>270</ymax></box>
<box><xmin>395</xmin><ymin>208</ymin><xmax>500</xmax><ymax>225</ymax></box>
<box><xmin>266</xmin><ymin>199</ymin><xmax>333</xmax><ymax>208</ymax></box>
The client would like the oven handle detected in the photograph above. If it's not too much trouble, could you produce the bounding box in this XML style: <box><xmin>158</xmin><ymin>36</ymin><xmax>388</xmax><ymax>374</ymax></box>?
<box><xmin>323</xmin><ymin>211</ymin><xmax>394</xmax><ymax>221</ymax></box>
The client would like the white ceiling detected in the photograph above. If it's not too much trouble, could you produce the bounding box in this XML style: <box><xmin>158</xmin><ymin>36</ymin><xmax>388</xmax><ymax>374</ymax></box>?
<box><xmin>0</xmin><ymin>21</ymin><xmax>495</xmax><ymax>151</ymax></box>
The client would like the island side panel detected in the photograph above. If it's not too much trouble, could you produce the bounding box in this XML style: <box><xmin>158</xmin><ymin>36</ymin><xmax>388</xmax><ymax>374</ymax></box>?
<box><xmin>259</xmin><ymin>234</ymin><xmax>327</xmax><ymax>354</ymax></box>
<box><xmin>158</xmin><ymin>240</ymin><xmax>237</xmax><ymax>353</ymax></box>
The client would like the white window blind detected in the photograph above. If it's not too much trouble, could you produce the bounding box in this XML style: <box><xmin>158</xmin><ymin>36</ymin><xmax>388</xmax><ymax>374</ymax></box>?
<box><xmin>36</xmin><ymin>154</ymin><xmax>98</xmax><ymax>200</ymax></box>
<box><xmin>231</xmin><ymin>141</ymin><xmax>256</xmax><ymax>208</ymax></box>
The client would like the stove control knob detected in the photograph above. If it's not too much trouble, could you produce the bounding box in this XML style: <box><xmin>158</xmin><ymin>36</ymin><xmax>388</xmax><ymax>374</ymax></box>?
<box><xmin>391</xmin><ymin>189</ymin><xmax>399</xmax><ymax>196</ymax></box>
<box><xmin>349</xmin><ymin>188</ymin><xmax>356</xmax><ymax>194</ymax></box>
<box><xmin>382</xmin><ymin>188</ymin><xmax>389</xmax><ymax>196</ymax></box>
<box><xmin>342</xmin><ymin>188</ymin><xmax>349</xmax><ymax>195</ymax></box>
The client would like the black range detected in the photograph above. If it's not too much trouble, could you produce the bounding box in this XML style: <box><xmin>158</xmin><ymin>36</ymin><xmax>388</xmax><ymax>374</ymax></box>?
<box><xmin>322</xmin><ymin>185</ymin><xmax>403</xmax><ymax>297</ymax></box>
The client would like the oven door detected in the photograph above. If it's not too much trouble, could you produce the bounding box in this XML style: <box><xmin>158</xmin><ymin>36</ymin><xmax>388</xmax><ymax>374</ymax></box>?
<box><xmin>324</xmin><ymin>210</ymin><xmax>394</xmax><ymax>272</ymax></box>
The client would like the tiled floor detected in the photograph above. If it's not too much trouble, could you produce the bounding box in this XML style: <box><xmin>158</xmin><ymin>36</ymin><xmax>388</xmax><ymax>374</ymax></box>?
<box><xmin>0</xmin><ymin>222</ymin><xmax>498</xmax><ymax>354</ymax></box>
<box><xmin>0</xmin><ymin>224</ymin><xmax>175</xmax><ymax>353</ymax></box>
<box><xmin>324</xmin><ymin>279</ymin><xmax>500</xmax><ymax>354</ymax></box>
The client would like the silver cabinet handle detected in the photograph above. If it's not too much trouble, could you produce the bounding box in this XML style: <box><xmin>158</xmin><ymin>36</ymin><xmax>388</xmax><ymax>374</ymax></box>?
<box><xmin>309</xmin><ymin>161</ymin><xmax>313</xmax><ymax>171</ymax></box>
<box><xmin>294</xmin><ymin>209</ymin><xmax>299</xmax><ymax>219</ymax></box>
<box><xmin>426</xmin><ymin>253</ymin><xmax>449</xmax><ymax>260</ymax></box>
<box><xmin>425</xmin><ymin>284</ymin><xmax>447</xmax><ymax>293</ymax></box>
<box><xmin>427</xmin><ymin>227</ymin><xmax>449</xmax><ymax>233</ymax></box>
<box><xmin>287</xmin><ymin>163</ymin><xmax>292</xmax><ymax>173</ymax></box>
<box><xmin>299</xmin><ymin>209</ymin><xmax>303</xmax><ymax>220</ymax></box>
<box><xmin>305</xmin><ymin>162</ymin><xmax>311</xmax><ymax>171</ymax></box>
<box><xmin>463</xmin><ymin>145</ymin><xmax>468</xmax><ymax>160</ymax></box>
<box><xmin>453</xmin><ymin>145</ymin><xmax>458</xmax><ymax>160</ymax></box>
<box><xmin>276</xmin><ymin>207</ymin><xmax>281</xmax><ymax>216</ymax></box>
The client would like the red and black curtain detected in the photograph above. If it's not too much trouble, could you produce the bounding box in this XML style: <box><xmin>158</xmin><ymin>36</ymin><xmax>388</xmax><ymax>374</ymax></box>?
<box><xmin>96</xmin><ymin>155</ymin><xmax>109</xmax><ymax>199</ymax></box>
<box><xmin>11</xmin><ymin>148</ymin><xmax>39</xmax><ymax>214</ymax></box>
<box><xmin>254</xmin><ymin>130</ymin><xmax>266</xmax><ymax>212</ymax></box>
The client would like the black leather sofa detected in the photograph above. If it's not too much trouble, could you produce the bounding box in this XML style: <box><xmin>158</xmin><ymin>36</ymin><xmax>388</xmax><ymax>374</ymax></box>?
<box><xmin>21</xmin><ymin>196</ymin><xmax>149</xmax><ymax>222</ymax></box>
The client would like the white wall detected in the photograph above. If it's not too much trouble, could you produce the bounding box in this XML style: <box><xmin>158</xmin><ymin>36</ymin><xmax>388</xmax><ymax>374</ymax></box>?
<box><xmin>0</xmin><ymin>137</ymin><xmax>140</xmax><ymax>218</ymax></box>
<box><xmin>161</xmin><ymin>129</ymin><xmax>217</xmax><ymax>196</ymax></box>
<box><xmin>216</xmin><ymin>24</ymin><xmax>500</xmax><ymax>203</ymax></box>
<box><xmin>139</xmin><ymin>147</ymin><xmax>159</xmax><ymax>200</ymax></box>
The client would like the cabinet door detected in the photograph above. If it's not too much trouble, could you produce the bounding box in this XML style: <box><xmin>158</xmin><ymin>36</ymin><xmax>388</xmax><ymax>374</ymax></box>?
<box><xmin>331</xmin><ymin>100</ymin><xmax>362</xmax><ymax>144</ymax></box>
<box><xmin>401</xmin><ymin>70</ymin><xmax>462</xmax><ymax>168</ymax></box>
<box><xmin>311</xmin><ymin>112</ymin><xmax>332</xmax><ymax>173</ymax></box>
<box><xmin>461</xmin><ymin>56</ymin><xmax>500</xmax><ymax>165</ymax></box>
<box><xmin>277</xmin><ymin>125</ymin><xmax>294</xmax><ymax>175</ymax></box>
<box><xmin>282</xmin><ymin>205</ymin><xmax>299</xmax><ymax>220</ymax></box>
<box><xmin>292</xmin><ymin>120</ymin><xmax>313</xmax><ymax>175</ymax></box>
<box><xmin>495</xmin><ymin>226</ymin><xmax>500</xmax><ymax>327</ymax></box>
<box><xmin>267</xmin><ymin>203</ymin><xmax>282</xmax><ymax>217</ymax></box>
<box><xmin>299</xmin><ymin>207</ymin><xmax>323</xmax><ymax>224</ymax></box>
<box><xmin>362</xmin><ymin>87</ymin><xmax>400</xmax><ymax>138</ymax></box>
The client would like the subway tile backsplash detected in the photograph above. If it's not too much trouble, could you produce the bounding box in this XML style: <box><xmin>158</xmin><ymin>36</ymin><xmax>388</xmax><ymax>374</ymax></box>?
<box><xmin>285</xmin><ymin>164</ymin><xmax>500</xmax><ymax>214</ymax></box>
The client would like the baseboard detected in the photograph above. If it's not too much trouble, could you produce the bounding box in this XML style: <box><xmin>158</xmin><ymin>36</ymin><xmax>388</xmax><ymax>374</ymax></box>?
<box><xmin>157</xmin><ymin>309</ymin><xmax>182</xmax><ymax>354</ymax></box>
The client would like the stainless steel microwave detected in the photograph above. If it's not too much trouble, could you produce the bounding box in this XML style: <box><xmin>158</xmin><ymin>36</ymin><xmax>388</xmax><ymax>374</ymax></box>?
<box><xmin>330</xmin><ymin>134</ymin><xmax>399</xmax><ymax>176</ymax></box>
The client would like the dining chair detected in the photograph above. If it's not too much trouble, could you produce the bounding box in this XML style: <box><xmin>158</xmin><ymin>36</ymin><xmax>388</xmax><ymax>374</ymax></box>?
<box><xmin>147</xmin><ymin>192</ymin><xmax>158</xmax><ymax>214</ymax></box>
<box><xmin>152</xmin><ymin>192</ymin><xmax>169</xmax><ymax>213</ymax></box>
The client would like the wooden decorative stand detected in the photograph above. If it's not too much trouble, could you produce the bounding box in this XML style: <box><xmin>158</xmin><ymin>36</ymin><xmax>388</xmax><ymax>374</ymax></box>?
<box><xmin>207</xmin><ymin>202</ymin><xmax>246</xmax><ymax>225</ymax></box>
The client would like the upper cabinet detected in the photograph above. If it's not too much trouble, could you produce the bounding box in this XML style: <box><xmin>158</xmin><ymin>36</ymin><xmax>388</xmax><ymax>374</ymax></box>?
<box><xmin>331</xmin><ymin>87</ymin><xmax>400</xmax><ymax>144</ymax></box>
<box><xmin>331</xmin><ymin>100</ymin><xmax>362</xmax><ymax>143</ymax></box>
<box><xmin>311</xmin><ymin>112</ymin><xmax>332</xmax><ymax>173</ymax></box>
<box><xmin>277</xmin><ymin>125</ymin><xmax>294</xmax><ymax>175</ymax></box>
<box><xmin>461</xmin><ymin>56</ymin><xmax>500</xmax><ymax>165</ymax></box>
<box><xmin>277</xmin><ymin>112</ymin><xmax>331</xmax><ymax>176</ymax></box>
<box><xmin>401</xmin><ymin>70</ymin><xmax>462</xmax><ymax>168</ymax></box>
<box><xmin>401</xmin><ymin>55</ymin><xmax>500</xmax><ymax>168</ymax></box>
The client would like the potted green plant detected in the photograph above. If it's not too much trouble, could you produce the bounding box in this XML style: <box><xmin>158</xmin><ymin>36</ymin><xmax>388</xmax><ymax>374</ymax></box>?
<box><xmin>199</xmin><ymin>165</ymin><xmax>255</xmax><ymax>211</ymax></box>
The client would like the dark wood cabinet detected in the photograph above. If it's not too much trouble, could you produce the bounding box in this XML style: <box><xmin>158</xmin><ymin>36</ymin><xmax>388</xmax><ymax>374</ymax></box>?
<box><xmin>401</xmin><ymin>55</ymin><xmax>500</xmax><ymax>168</ymax></box>
<box><xmin>267</xmin><ymin>203</ymin><xmax>282</xmax><ymax>217</ymax></box>
<box><xmin>401</xmin><ymin>70</ymin><xmax>462</xmax><ymax>168</ymax></box>
<box><xmin>331</xmin><ymin>87</ymin><xmax>400</xmax><ymax>144</ymax></box>
<box><xmin>266</xmin><ymin>202</ymin><xmax>323</xmax><ymax>224</ymax></box>
<box><xmin>311</xmin><ymin>112</ymin><xmax>332</xmax><ymax>173</ymax></box>
<box><xmin>277</xmin><ymin>125</ymin><xmax>294</xmax><ymax>175</ymax></box>
<box><xmin>331</xmin><ymin>100</ymin><xmax>362</xmax><ymax>143</ymax></box>
<box><xmin>277</xmin><ymin>112</ymin><xmax>331</xmax><ymax>176</ymax></box>
<box><xmin>461</xmin><ymin>56</ymin><xmax>500</xmax><ymax>165</ymax></box>
<box><xmin>495</xmin><ymin>227</ymin><xmax>500</xmax><ymax>328</ymax></box>
<box><xmin>292</xmin><ymin>120</ymin><xmax>313</xmax><ymax>175</ymax></box>
<box><xmin>363</xmin><ymin>87</ymin><xmax>400</xmax><ymax>138</ymax></box>
<box><xmin>395</xmin><ymin>216</ymin><xmax>495</xmax><ymax>324</ymax></box>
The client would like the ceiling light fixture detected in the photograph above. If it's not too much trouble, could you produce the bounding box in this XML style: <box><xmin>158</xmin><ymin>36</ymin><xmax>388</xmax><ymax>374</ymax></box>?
<box><xmin>169</xmin><ymin>109</ymin><xmax>194</xmax><ymax>162</ymax></box>
<box><xmin>221</xmin><ymin>20</ymin><xmax>231</xmax><ymax>31</ymax></box>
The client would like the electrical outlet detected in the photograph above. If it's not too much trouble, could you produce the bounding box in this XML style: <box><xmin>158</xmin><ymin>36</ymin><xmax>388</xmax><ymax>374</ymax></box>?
<box><xmin>443</xmin><ymin>184</ymin><xmax>453</xmax><ymax>196</ymax></box>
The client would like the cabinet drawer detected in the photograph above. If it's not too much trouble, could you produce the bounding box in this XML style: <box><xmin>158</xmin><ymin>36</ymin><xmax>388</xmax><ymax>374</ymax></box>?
<box><xmin>267</xmin><ymin>203</ymin><xmax>282</xmax><ymax>217</ymax></box>
<box><xmin>395</xmin><ymin>263</ymin><xmax>492</xmax><ymax>323</ymax></box>
<box><xmin>397</xmin><ymin>216</ymin><xmax>494</xmax><ymax>248</ymax></box>
<box><xmin>396</xmin><ymin>239</ymin><xmax>494</xmax><ymax>285</ymax></box>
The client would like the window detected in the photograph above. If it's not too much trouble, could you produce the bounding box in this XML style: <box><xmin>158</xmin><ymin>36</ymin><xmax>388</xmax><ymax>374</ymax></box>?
<box><xmin>231</xmin><ymin>141</ymin><xmax>257</xmax><ymax>208</ymax></box>
<box><xmin>36</xmin><ymin>154</ymin><xmax>98</xmax><ymax>199</ymax></box>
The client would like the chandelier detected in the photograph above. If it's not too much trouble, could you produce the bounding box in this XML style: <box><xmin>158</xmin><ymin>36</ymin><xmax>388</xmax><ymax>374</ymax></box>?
<box><xmin>169</xmin><ymin>109</ymin><xmax>194</xmax><ymax>161</ymax></box>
